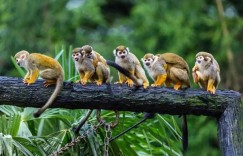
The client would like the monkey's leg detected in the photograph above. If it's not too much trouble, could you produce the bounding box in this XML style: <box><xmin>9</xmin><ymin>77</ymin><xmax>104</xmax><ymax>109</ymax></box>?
<box><xmin>76</xmin><ymin>72</ymin><xmax>84</xmax><ymax>83</ymax></box>
<box><xmin>115</xmin><ymin>72</ymin><xmax>127</xmax><ymax>84</ymax></box>
<box><xmin>174</xmin><ymin>82</ymin><xmax>182</xmax><ymax>90</ymax></box>
<box><xmin>135</xmin><ymin>65</ymin><xmax>149</xmax><ymax>88</ymax></box>
<box><xmin>151</xmin><ymin>74</ymin><xmax>167</xmax><ymax>87</ymax></box>
<box><xmin>27</xmin><ymin>69</ymin><xmax>39</xmax><ymax>85</ymax></box>
<box><xmin>125</xmin><ymin>70</ymin><xmax>135</xmax><ymax>87</ymax></box>
<box><xmin>95</xmin><ymin>63</ymin><xmax>106</xmax><ymax>86</ymax></box>
<box><xmin>40</xmin><ymin>69</ymin><xmax>58</xmax><ymax>87</ymax></box>
<box><xmin>207</xmin><ymin>79</ymin><xmax>216</xmax><ymax>94</ymax></box>
<box><xmin>23</xmin><ymin>71</ymin><xmax>31</xmax><ymax>83</ymax></box>
<box><xmin>82</xmin><ymin>71</ymin><xmax>94</xmax><ymax>85</ymax></box>
<box><xmin>165</xmin><ymin>79</ymin><xmax>171</xmax><ymax>87</ymax></box>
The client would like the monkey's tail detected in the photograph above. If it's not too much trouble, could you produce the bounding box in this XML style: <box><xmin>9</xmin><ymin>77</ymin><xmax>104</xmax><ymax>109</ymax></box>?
<box><xmin>106</xmin><ymin>60</ymin><xmax>142</xmax><ymax>86</ymax></box>
<box><xmin>182</xmin><ymin>115</ymin><xmax>188</xmax><ymax>151</ymax></box>
<box><xmin>33</xmin><ymin>75</ymin><xmax>64</xmax><ymax>118</ymax></box>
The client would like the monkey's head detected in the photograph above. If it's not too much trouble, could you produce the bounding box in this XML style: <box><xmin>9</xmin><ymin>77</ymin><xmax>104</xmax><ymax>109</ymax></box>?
<box><xmin>113</xmin><ymin>45</ymin><xmax>129</xmax><ymax>59</ymax></box>
<box><xmin>195</xmin><ymin>52</ymin><xmax>214</xmax><ymax>68</ymax></box>
<box><xmin>14</xmin><ymin>50</ymin><xmax>29</xmax><ymax>67</ymax></box>
<box><xmin>141</xmin><ymin>53</ymin><xmax>156</xmax><ymax>67</ymax></box>
<box><xmin>81</xmin><ymin>45</ymin><xmax>93</xmax><ymax>59</ymax></box>
<box><xmin>72</xmin><ymin>48</ymin><xmax>83</xmax><ymax>62</ymax></box>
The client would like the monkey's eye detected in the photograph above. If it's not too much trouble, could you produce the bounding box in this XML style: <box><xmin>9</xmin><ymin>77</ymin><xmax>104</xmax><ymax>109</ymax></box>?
<box><xmin>118</xmin><ymin>51</ymin><xmax>122</xmax><ymax>55</ymax></box>
<box><xmin>148</xmin><ymin>58</ymin><xmax>151</xmax><ymax>61</ymax></box>
<box><xmin>122</xmin><ymin>51</ymin><xmax>126</xmax><ymax>54</ymax></box>
<box><xmin>72</xmin><ymin>54</ymin><xmax>75</xmax><ymax>57</ymax></box>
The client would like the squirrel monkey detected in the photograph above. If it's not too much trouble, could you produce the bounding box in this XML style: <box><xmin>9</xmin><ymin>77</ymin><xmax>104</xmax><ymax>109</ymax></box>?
<box><xmin>142</xmin><ymin>52</ymin><xmax>189</xmax><ymax>150</ymax></box>
<box><xmin>141</xmin><ymin>53</ymin><xmax>190</xmax><ymax>90</ymax></box>
<box><xmin>113</xmin><ymin>45</ymin><xmax>149</xmax><ymax>89</ymax></box>
<box><xmin>192</xmin><ymin>52</ymin><xmax>220</xmax><ymax>94</ymax></box>
<box><xmin>14</xmin><ymin>50</ymin><xmax>64</xmax><ymax>117</ymax></box>
<box><xmin>72</xmin><ymin>46</ymin><xmax>110</xmax><ymax>86</ymax></box>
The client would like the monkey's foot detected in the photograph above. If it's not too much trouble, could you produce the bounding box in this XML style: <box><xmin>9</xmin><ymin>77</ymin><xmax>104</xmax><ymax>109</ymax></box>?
<box><xmin>151</xmin><ymin>83</ymin><xmax>161</xmax><ymax>87</ymax></box>
<box><xmin>43</xmin><ymin>81</ymin><xmax>56</xmax><ymax>87</ymax></box>
<box><xmin>207</xmin><ymin>86</ymin><xmax>216</xmax><ymax>94</ymax></box>
<box><xmin>125</xmin><ymin>79</ymin><xmax>134</xmax><ymax>87</ymax></box>
<box><xmin>174</xmin><ymin>83</ymin><xmax>182</xmax><ymax>90</ymax></box>
<box><xmin>143</xmin><ymin>82</ymin><xmax>149</xmax><ymax>89</ymax></box>
<box><xmin>96</xmin><ymin>80</ymin><xmax>103</xmax><ymax>86</ymax></box>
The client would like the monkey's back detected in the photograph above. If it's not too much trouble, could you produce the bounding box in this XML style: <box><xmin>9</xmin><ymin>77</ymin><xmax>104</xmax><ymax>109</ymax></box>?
<box><xmin>29</xmin><ymin>53</ymin><xmax>63</xmax><ymax>75</ymax></box>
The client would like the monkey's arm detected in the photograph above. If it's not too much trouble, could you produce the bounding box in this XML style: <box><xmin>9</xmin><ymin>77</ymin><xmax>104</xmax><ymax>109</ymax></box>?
<box><xmin>23</xmin><ymin>70</ymin><xmax>31</xmax><ymax>83</ymax></box>
<box><xmin>151</xmin><ymin>74</ymin><xmax>167</xmax><ymax>87</ymax></box>
<box><xmin>26</xmin><ymin>68</ymin><xmax>39</xmax><ymax>85</ymax></box>
<box><xmin>192</xmin><ymin>64</ymin><xmax>199</xmax><ymax>83</ymax></box>
<box><xmin>81</xmin><ymin>70</ymin><xmax>95</xmax><ymax>85</ymax></box>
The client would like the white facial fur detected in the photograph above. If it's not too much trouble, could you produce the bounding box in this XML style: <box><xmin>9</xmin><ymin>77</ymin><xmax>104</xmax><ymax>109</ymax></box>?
<box><xmin>114</xmin><ymin>47</ymin><xmax>129</xmax><ymax>59</ymax></box>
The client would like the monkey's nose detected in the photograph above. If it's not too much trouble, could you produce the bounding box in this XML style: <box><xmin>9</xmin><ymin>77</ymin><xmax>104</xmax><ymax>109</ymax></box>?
<box><xmin>121</xmin><ymin>55</ymin><xmax>125</xmax><ymax>59</ymax></box>
<box><xmin>75</xmin><ymin>58</ymin><xmax>79</xmax><ymax>61</ymax></box>
<box><xmin>197</xmin><ymin>60</ymin><xmax>201</xmax><ymax>64</ymax></box>
<box><xmin>146</xmin><ymin>62</ymin><xmax>150</xmax><ymax>66</ymax></box>
<box><xmin>17</xmin><ymin>62</ymin><xmax>20</xmax><ymax>66</ymax></box>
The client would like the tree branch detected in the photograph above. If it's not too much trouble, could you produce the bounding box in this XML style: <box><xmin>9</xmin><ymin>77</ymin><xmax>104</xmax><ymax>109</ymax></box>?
<box><xmin>0</xmin><ymin>76</ymin><xmax>241</xmax><ymax>118</ymax></box>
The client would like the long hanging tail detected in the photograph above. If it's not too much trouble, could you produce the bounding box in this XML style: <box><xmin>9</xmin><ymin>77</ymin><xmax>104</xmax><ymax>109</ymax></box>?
<box><xmin>33</xmin><ymin>76</ymin><xmax>64</xmax><ymax>118</ymax></box>
<box><xmin>106</xmin><ymin>60</ymin><xmax>142</xmax><ymax>86</ymax></box>
<box><xmin>182</xmin><ymin>115</ymin><xmax>188</xmax><ymax>151</ymax></box>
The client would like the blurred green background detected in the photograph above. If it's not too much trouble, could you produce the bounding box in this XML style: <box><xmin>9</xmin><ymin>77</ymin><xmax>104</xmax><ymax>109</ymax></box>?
<box><xmin>0</xmin><ymin>0</ymin><xmax>242</xmax><ymax>155</ymax></box>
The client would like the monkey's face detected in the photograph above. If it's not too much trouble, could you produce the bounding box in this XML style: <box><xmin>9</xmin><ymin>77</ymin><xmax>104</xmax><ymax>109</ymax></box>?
<box><xmin>72</xmin><ymin>52</ymin><xmax>82</xmax><ymax>62</ymax></box>
<box><xmin>114</xmin><ymin>46</ymin><xmax>129</xmax><ymax>59</ymax></box>
<box><xmin>141</xmin><ymin>54</ymin><xmax>155</xmax><ymax>67</ymax></box>
<box><xmin>15</xmin><ymin>54</ymin><xmax>27</xmax><ymax>67</ymax></box>
<box><xmin>196</xmin><ymin>55</ymin><xmax>212</xmax><ymax>68</ymax></box>
<box><xmin>83</xmin><ymin>51</ymin><xmax>93</xmax><ymax>59</ymax></box>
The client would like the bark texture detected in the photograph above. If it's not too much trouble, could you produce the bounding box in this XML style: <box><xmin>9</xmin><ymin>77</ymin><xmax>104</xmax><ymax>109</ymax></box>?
<box><xmin>0</xmin><ymin>76</ymin><xmax>241</xmax><ymax>117</ymax></box>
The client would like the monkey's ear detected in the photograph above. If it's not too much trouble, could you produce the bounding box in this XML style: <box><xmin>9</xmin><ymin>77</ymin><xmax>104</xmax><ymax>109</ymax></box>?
<box><xmin>125</xmin><ymin>47</ymin><xmax>130</xmax><ymax>52</ymax></box>
<box><xmin>20</xmin><ymin>54</ymin><xmax>26</xmax><ymax>60</ymax></box>
<box><xmin>205</xmin><ymin>56</ymin><xmax>212</xmax><ymax>62</ymax></box>
<box><xmin>113</xmin><ymin>49</ymin><xmax>117</xmax><ymax>56</ymax></box>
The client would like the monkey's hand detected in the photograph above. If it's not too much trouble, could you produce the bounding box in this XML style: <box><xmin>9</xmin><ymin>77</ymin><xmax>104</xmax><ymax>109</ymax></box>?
<box><xmin>125</xmin><ymin>79</ymin><xmax>134</xmax><ymax>87</ymax></box>
<box><xmin>151</xmin><ymin>74</ymin><xmax>167</xmax><ymax>87</ymax></box>
<box><xmin>95</xmin><ymin>80</ymin><xmax>103</xmax><ymax>86</ymax></box>
<box><xmin>81</xmin><ymin>78</ymin><xmax>88</xmax><ymax>85</ymax></box>
<box><xmin>207</xmin><ymin>79</ymin><xmax>216</xmax><ymax>94</ymax></box>
<box><xmin>192</xmin><ymin>65</ymin><xmax>198</xmax><ymax>72</ymax></box>
<box><xmin>192</xmin><ymin>71</ymin><xmax>199</xmax><ymax>83</ymax></box>
<box><xmin>23</xmin><ymin>78</ymin><xmax>30</xmax><ymax>84</ymax></box>
<box><xmin>143</xmin><ymin>82</ymin><xmax>149</xmax><ymax>89</ymax></box>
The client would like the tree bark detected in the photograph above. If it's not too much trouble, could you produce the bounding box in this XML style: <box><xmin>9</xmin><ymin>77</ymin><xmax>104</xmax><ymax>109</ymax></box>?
<box><xmin>0</xmin><ymin>76</ymin><xmax>240</xmax><ymax>117</ymax></box>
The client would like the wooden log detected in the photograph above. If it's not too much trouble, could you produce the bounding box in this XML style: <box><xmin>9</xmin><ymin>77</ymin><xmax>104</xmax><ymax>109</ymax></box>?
<box><xmin>0</xmin><ymin>76</ymin><xmax>240</xmax><ymax>117</ymax></box>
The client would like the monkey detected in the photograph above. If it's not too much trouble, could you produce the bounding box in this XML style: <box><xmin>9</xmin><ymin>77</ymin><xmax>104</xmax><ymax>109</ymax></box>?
<box><xmin>113</xmin><ymin>45</ymin><xmax>149</xmax><ymax>89</ymax></box>
<box><xmin>72</xmin><ymin>45</ymin><xmax>145</xmax><ymax>87</ymax></box>
<box><xmin>72</xmin><ymin>46</ymin><xmax>110</xmax><ymax>86</ymax></box>
<box><xmin>141</xmin><ymin>52</ymin><xmax>190</xmax><ymax>151</ymax></box>
<box><xmin>141</xmin><ymin>53</ymin><xmax>190</xmax><ymax>90</ymax></box>
<box><xmin>14</xmin><ymin>50</ymin><xmax>64</xmax><ymax>118</ymax></box>
<box><xmin>192</xmin><ymin>51</ymin><xmax>220</xmax><ymax>94</ymax></box>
